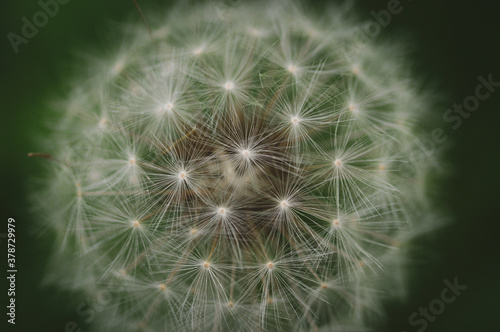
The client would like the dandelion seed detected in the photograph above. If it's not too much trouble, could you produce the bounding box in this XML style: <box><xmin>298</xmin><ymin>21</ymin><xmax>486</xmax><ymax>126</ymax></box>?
<box><xmin>248</xmin><ymin>28</ymin><xmax>262</xmax><ymax>37</ymax></box>
<box><xmin>348</xmin><ymin>103</ymin><xmax>359</xmax><ymax>113</ymax></box>
<box><xmin>291</xmin><ymin>116</ymin><xmax>301</xmax><ymax>126</ymax></box>
<box><xmin>240</xmin><ymin>149</ymin><xmax>251</xmax><ymax>158</ymax></box>
<box><xmin>75</xmin><ymin>183</ymin><xmax>82</xmax><ymax>197</ymax></box>
<box><xmin>98</xmin><ymin>117</ymin><xmax>108</xmax><ymax>129</ymax></box>
<box><xmin>224</xmin><ymin>81</ymin><xmax>235</xmax><ymax>91</ymax></box>
<box><xmin>193</xmin><ymin>47</ymin><xmax>204</xmax><ymax>55</ymax></box>
<box><xmin>163</xmin><ymin>102</ymin><xmax>174</xmax><ymax>112</ymax></box>
<box><xmin>178</xmin><ymin>170</ymin><xmax>187</xmax><ymax>180</ymax></box>
<box><xmin>112</xmin><ymin>59</ymin><xmax>125</xmax><ymax>75</ymax></box>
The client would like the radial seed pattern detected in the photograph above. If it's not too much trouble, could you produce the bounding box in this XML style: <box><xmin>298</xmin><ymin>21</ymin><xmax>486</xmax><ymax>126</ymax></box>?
<box><xmin>34</xmin><ymin>1</ymin><xmax>439</xmax><ymax>331</ymax></box>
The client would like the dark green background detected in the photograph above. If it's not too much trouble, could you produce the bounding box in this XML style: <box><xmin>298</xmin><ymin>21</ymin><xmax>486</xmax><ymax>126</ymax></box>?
<box><xmin>1</xmin><ymin>0</ymin><xmax>499</xmax><ymax>331</ymax></box>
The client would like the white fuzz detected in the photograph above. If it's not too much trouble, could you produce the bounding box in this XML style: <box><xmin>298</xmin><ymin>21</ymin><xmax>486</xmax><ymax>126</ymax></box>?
<box><xmin>33</xmin><ymin>1</ymin><xmax>441</xmax><ymax>331</ymax></box>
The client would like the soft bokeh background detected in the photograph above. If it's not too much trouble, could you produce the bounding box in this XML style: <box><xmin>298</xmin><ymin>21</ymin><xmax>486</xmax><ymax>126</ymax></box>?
<box><xmin>1</xmin><ymin>0</ymin><xmax>499</xmax><ymax>331</ymax></box>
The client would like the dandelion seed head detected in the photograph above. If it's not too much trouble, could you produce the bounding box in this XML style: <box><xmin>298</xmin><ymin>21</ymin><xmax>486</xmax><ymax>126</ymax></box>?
<box><xmin>34</xmin><ymin>2</ymin><xmax>442</xmax><ymax>331</ymax></box>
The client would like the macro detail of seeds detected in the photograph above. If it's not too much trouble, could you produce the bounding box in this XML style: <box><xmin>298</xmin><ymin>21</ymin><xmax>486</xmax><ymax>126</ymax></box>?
<box><xmin>33</xmin><ymin>1</ymin><xmax>440</xmax><ymax>331</ymax></box>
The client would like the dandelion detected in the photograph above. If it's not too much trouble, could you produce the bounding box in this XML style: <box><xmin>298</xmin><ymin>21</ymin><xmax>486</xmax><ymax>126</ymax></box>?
<box><xmin>32</xmin><ymin>1</ymin><xmax>441</xmax><ymax>331</ymax></box>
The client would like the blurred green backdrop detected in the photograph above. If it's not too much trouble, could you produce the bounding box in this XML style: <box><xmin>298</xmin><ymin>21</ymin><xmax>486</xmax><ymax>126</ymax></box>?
<box><xmin>1</xmin><ymin>0</ymin><xmax>499</xmax><ymax>331</ymax></box>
